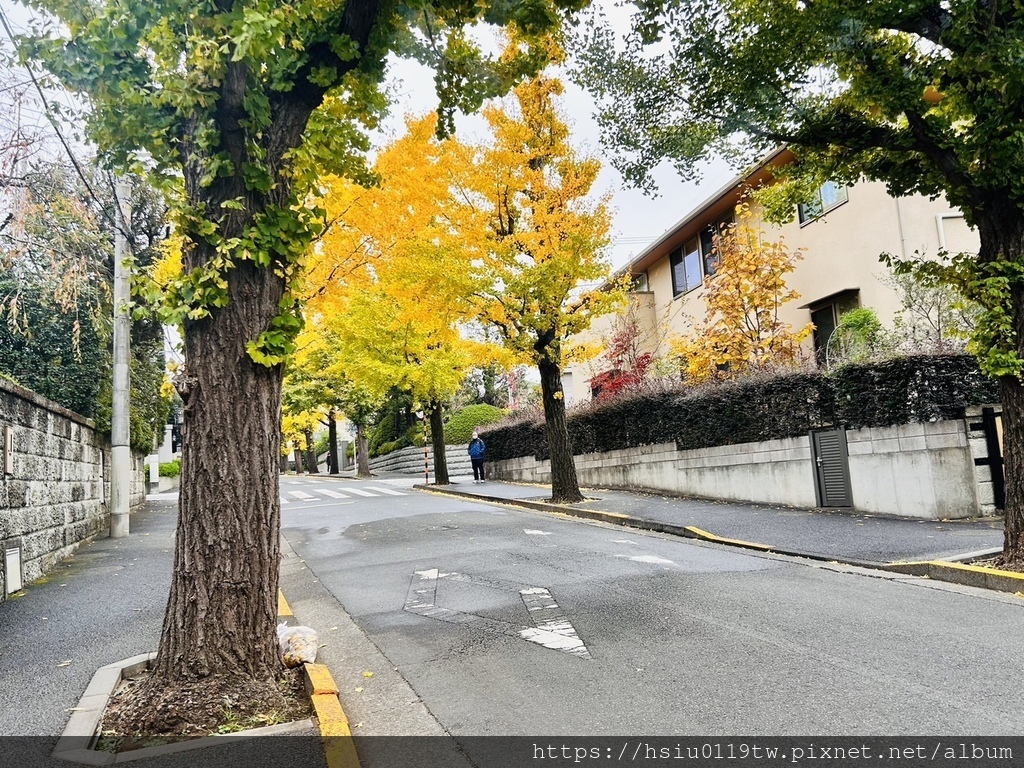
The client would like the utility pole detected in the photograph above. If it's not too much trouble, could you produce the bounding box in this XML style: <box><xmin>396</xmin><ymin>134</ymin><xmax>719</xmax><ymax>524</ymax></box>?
<box><xmin>110</xmin><ymin>179</ymin><xmax>131</xmax><ymax>538</ymax></box>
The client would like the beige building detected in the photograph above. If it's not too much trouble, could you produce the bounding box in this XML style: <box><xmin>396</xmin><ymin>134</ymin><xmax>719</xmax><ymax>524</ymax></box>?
<box><xmin>565</xmin><ymin>149</ymin><xmax>979</xmax><ymax>404</ymax></box>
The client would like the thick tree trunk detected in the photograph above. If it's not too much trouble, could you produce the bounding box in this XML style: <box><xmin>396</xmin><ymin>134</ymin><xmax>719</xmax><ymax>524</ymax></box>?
<box><xmin>293</xmin><ymin>447</ymin><xmax>304</xmax><ymax>473</ymax></box>
<box><xmin>356</xmin><ymin>422</ymin><xmax>371</xmax><ymax>477</ymax></box>
<box><xmin>146</xmin><ymin>259</ymin><xmax>286</xmax><ymax>723</ymax></box>
<box><xmin>328</xmin><ymin>411</ymin><xmax>339</xmax><ymax>474</ymax></box>
<box><xmin>976</xmin><ymin>209</ymin><xmax>1024</xmax><ymax>564</ymax></box>
<box><xmin>303</xmin><ymin>429</ymin><xmax>318</xmax><ymax>474</ymax></box>
<box><xmin>537</xmin><ymin>355</ymin><xmax>582</xmax><ymax>503</ymax></box>
<box><xmin>429</xmin><ymin>401</ymin><xmax>449</xmax><ymax>485</ymax></box>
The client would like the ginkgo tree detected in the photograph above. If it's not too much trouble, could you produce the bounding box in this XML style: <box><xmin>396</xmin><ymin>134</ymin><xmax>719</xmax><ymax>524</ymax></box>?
<box><xmin>672</xmin><ymin>212</ymin><xmax>814</xmax><ymax>385</ymax></box>
<box><xmin>468</xmin><ymin>72</ymin><xmax>624</xmax><ymax>503</ymax></box>
<box><xmin>305</xmin><ymin>115</ymin><xmax>501</xmax><ymax>484</ymax></box>
<box><xmin>18</xmin><ymin>0</ymin><xmax>590</xmax><ymax>732</ymax></box>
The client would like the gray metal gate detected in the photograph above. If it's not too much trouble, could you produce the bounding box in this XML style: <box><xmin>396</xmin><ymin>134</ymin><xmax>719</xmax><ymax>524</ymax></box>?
<box><xmin>811</xmin><ymin>428</ymin><xmax>853</xmax><ymax>507</ymax></box>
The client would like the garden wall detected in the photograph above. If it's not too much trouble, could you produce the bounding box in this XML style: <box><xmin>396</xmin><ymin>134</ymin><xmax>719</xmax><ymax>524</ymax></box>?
<box><xmin>487</xmin><ymin>417</ymin><xmax>990</xmax><ymax>520</ymax></box>
<box><xmin>0</xmin><ymin>377</ymin><xmax>145</xmax><ymax>600</ymax></box>
<box><xmin>368</xmin><ymin>444</ymin><xmax>473</xmax><ymax>476</ymax></box>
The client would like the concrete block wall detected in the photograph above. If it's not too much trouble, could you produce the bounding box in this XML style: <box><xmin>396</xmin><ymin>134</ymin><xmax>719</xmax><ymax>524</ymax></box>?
<box><xmin>368</xmin><ymin>444</ymin><xmax>473</xmax><ymax>476</ymax></box>
<box><xmin>845</xmin><ymin>420</ymin><xmax>978</xmax><ymax>519</ymax></box>
<box><xmin>0</xmin><ymin>378</ymin><xmax>145</xmax><ymax>600</ymax></box>
<box><xmin>488</xmin><ymin>417</ymin><xmax>989</xmax><ymax>520</ymax></box>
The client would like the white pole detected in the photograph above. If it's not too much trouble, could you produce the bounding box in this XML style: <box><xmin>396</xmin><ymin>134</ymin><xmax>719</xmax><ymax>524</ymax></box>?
<box><xmin>110</xmin><ymin>179</ymin><xmax>132</xmax><ymax>538</ymax></box>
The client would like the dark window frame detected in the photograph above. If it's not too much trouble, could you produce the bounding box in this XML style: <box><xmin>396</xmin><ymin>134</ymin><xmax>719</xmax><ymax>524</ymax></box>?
<box><xmin>798</xmin><ymin>181</ymin><xmax>849</xmax><ymax>225</ymax></box>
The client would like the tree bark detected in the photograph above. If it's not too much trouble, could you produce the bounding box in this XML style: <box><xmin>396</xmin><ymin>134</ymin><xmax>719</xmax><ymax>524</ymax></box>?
<box><xmin>328</xmin><ymin>410</ymin><xmax>339</xmax><ymax>474</ymax></box>
<box><xmin>977</xmin><ymin>208</ymin><xmax>1024</xmax><ymax>564</ymax></box>
<box><xmin>537</xmin><ymin>354</ymin><xmax>583</xmax><ymax>503</ymax></box>
<box><xmin>152</xmin><ymin>259</ymin><xmax>285</xmax><ymax>691</ymax></box>
<box><xmin>356</xmin><ymin>422</ymin><xmax>371</xmax><ymax>477</ymax></box>
<box><xmin>303</xmin><ymin>429</ymin><xmax>318</xmax><ymax>474</ymax></box>
<box><xmin>429</xmin><ymin>401</ymin><xmax>449</xmax><ymax>484</ymax></box>
<box><xmin>293</xmin><ymin>447</ymin><xmax>304</xmax><ymax>473</ymax></box>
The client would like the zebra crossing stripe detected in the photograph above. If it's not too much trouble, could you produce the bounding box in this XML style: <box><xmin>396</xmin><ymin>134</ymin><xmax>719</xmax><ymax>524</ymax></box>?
<box><xmin>288</xmin><ymin>491</ymin><xmax>316</xmax><ymax>500</ymax></box>
<box><xmin>319</xmin><ymin>489</ymin><xmax>349</xmax><ymax>499</ymax></box>
<box><xmin>364</xmin><ymin>486</ymin><xmax>407</xmax><ymax>496</ymax></box>
<box><xmin>343</xmin><ymin>488</ymin><xmax>377</xmax><ymax>497</ymax></box>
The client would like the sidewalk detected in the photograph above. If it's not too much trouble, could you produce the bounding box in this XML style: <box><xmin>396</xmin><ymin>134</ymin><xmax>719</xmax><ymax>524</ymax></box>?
<box><xmin>419</xmin><ymin>475</ymin><xmax>1004</xmax><ymax>566</ymax></box>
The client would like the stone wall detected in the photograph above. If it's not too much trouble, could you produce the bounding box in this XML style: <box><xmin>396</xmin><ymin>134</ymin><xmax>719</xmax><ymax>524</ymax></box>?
<box><xmin>368</xmin><ymin>444</ymin><xmax>472</xmax><ymax>477</ymax></box>
<box><xmin>0</xmin><ymin>378</ymin><xmax>145</xmax><ymax>600</ymax></box>
<box><xmin>488</xmin><ymin>415</ymin><xmax>995</xmax><ymax>521</ymax></box>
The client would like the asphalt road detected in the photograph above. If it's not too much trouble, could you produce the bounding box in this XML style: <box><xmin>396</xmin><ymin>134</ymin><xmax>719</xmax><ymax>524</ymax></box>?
<box><xmin>280</xmin><ymin>476</ymin><xmax>1024</xmax><ymax>740</ymax></box>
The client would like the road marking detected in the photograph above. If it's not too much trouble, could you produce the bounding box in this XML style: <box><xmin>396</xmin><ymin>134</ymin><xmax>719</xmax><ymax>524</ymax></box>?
<box><xmin>524</xmin><ymin>528</ymin><xmax>557</xmax><ymax>548</ymax></box>
<box><xmin>364</xmin><ymin>486</ymin><xmax>407</xmax><ymax>496</ymax></box>
<box><xmin>344</xmin><ymin>488</ymin><xmax>378</xmax><ymax>497</ymax></box>
<box><xmin>289</xmin><ymin>491</ymin><xmax>317</xmax><ymax>500</ymax></box>
<box><xmin>319</xmin><ymin>489</ymin><xmax>350</xmax><ymax>499</ymax></box>
<box><xmin>626</xmin><ymin>554</ymin><xmax>675</xmax><ymax>565</ymax></box>
<box><xmin>404</xmin><ymin>568</ymin><xmax>591</xmax><ymax>659</ymax></box>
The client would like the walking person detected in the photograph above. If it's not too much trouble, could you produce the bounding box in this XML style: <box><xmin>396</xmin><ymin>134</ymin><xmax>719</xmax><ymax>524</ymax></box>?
<box><xmin>468</xmin><ymin>430</ymin><xmax>486</xmax><ymax>484</ymax></box>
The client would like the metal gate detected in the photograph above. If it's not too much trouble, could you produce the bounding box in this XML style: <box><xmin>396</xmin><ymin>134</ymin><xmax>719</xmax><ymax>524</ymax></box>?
<box><xmin>811</xmin><ymin>428</ymin><xmax>853</xmax><ymax>507</ymax></box>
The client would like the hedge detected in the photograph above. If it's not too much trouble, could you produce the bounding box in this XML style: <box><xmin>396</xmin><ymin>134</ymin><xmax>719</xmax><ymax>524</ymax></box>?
<box><xmin>482</xmin><ymin>355</ymin><xmax>997</xmax><ymax>462</ymax></box>
<box><xmin>444</xmin><ymin>403</ymin><xmax>507</xmax><ymax>444</ymax></box>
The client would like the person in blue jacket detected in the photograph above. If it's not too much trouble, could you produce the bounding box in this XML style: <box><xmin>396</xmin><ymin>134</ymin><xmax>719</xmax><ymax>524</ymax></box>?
<box><xmin>468</xmin><ymin>430</ymin><xmax>486</xmax><ymax>483</ymax></box>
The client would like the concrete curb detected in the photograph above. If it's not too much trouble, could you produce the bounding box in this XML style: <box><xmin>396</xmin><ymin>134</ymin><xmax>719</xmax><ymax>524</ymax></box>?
<box><xmin>279</xmin><ymin>587</ymin><xmax>362</xmax><ymax>768</ymax></box>
<box><xmin>882</xmin><ymin>560</ymin><xmax>1024</xmax><ymax>594</ymax></box>
<box><xmin>52</xmin><ymin>652</ymin><xmax>314</xmax><ymax>766</ymax></box>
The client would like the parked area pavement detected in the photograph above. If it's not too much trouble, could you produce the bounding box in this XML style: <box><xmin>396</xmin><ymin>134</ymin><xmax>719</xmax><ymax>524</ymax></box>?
<box><xmin>416</xmin><ymin>474</ymin><xmax>1004</xmax><ymax>566</ymax></box>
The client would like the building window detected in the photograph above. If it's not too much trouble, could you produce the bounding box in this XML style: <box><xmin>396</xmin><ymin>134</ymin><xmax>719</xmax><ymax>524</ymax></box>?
<box><xmin>670</xmin><ymin>237</ymin><xmax>703</xmax><ymax>296</ymax></box>
<box><xmin>809</xmin><ymin>290</ymin><xmax>860</xmax><ymax>363</ymax></box>
<box><xmin>699</xmin><ymin>214</ymin><xmax>734</xmax><ymax>277</ymax></box>
<box><xmin>631</xmin><ymin>271</ymin><xmax>649</xmax><ymax>292</ymax></box>
<box><xmin>798</xmin><ymin>181</ymin><xmax>849</xmax><ymax>224</ymax></box>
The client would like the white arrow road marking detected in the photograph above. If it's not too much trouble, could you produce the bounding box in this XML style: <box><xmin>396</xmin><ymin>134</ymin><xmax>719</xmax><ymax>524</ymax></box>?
<box><xmin>518</xmin><ymin>587</ymin><xmax>591</xmax><ymax>659</ymax></box>
<box><xmin>404</xmin><ymin>569</ymin><xmax>591</xmax><ymax>659</ymax></box>
<box><xmin>318</xmin><ymin>489</ymin><xmax>350</xmax><ymax>499</ymax></box>
<box><xmin>365</xmin><ymin>486</ymin><xmax>407</xmax><ymax>496</ymax></box>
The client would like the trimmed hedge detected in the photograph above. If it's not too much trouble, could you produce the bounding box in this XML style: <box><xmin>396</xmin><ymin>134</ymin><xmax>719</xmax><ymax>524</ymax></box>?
<box><xmin>482</xmin><ymin>355</ymin><xmax>998</xmax><ymax>462</ymax></box>
<box><xmin>444</xmin><ymin>403</ymin><xmax>507</xmax><ymax>444</ymax></box>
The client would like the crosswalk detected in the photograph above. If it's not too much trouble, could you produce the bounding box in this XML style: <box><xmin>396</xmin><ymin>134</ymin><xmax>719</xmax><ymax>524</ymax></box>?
<box><xmin>280</xmin><ymin>485</ymin><xmax>409</xmax><ymax>504</ymax></box>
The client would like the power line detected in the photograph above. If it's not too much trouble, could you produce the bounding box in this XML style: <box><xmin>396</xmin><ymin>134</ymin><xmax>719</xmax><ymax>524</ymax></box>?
<box><xmin>0</xmin><ymin>4</ymin><xmax>133</xmax><ymax>243</ymax></box>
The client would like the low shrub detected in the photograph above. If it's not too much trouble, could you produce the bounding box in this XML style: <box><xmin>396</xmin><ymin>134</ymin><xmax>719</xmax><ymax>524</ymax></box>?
<box><xmin>444</xmin><ymin>403</ymin><xmax>507</xmax><ymax>444</ymax></box>
<box><xmin>159</xmin><ymin>459</ymin><xmax>181</xmax><ymax>478</ymax></box>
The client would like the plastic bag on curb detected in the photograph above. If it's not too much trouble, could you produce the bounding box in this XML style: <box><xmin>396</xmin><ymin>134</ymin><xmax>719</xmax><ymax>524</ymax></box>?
<box><xmin>277</xmin><ymin>623</ymin><xmax>318</xmax><ymax>668</ymax></box>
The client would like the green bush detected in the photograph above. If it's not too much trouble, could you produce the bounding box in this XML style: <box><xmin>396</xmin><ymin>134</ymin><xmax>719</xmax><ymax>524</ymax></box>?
<box><xmin>444</xmin><ymin>403</ymin><xmax>507</xmax><ymax>444</ymax></box>
<box><xmin>372</xmin><ymin>440</ymin><xmax>402</xmax><ymax>458</ymax></box>
<box><xmin>159</xmin><ymin>459</ymin><xmax>181</xmax><ymax>478</ymax></box>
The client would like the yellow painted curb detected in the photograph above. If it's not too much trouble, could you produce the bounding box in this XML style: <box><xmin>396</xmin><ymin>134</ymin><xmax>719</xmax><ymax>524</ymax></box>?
<box><xmin>685</xmin><ymin>525</ymin><xmax>775</xmax><ymax>552</ymax></box>
<box><xmin>277</xmin><ymin>589</ymin><xmax>293</xmax><ymax>618</ymax></box>
<box><xmin>928</xmin><ymin>561</ymin><xmax>1024</xmax><ymax>580</ymax></box>
<box><xmin>311</xmin><ymin>692</ymin><xmax>351</xmax><ymax>737</ymax></box>
<box><xmin>305</xmin><ymin>663</ymin><xmax>340</xmax><ymax>695</ymax></box>
<box><xmin>885</xmin><ymin>558</ymin><xmax>1024</xmax><ymax>595</ymax></box>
